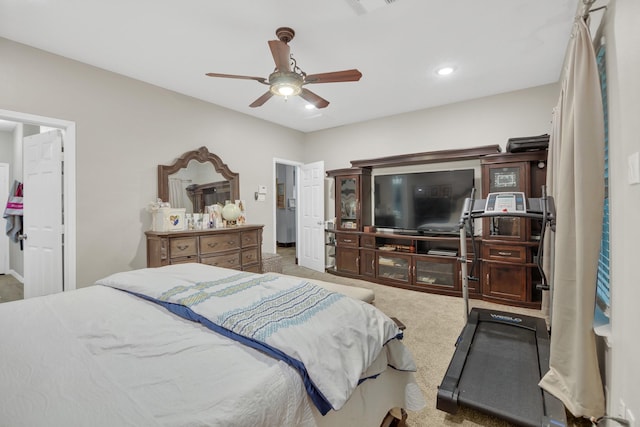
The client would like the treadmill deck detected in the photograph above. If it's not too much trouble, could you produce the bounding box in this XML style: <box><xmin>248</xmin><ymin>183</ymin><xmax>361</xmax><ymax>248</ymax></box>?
<box><xmin>437</xmin><ymin>308</ymin><xmax>567</xmax><ymax>427</ymax></box>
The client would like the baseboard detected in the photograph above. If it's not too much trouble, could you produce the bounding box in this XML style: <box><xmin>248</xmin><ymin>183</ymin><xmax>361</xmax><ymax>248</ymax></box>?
<box><xmin>276</xmin><ymin>242</ymin><xmax>296</xmax><ymax>247</ymax></box>
<box><xmin>9</xmin><ymin>269</ymin><xmax>24</xmax><ymax>283</ymax></box>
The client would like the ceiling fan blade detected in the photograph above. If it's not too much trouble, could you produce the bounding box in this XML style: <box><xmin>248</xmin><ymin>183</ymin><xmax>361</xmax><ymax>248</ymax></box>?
<box><xmin>299</xmin><ymin>88</ymin><xmax>330</xmax><ymax>109</ymax></box>
<box><xmin>205</xmin><ymin>73</ymin><xmax>268</xmax><ymax>84</ymax></box>
<box><xmin>268</xmin><ymin>40</ymin><xmax>291</xmax><ymax>72</ymax></box>
<box><xmin>249</xmin><ymin>91</ymin><xmax>274</xmax><ymax>108</ymax></box>
<box><xmin>304</xmin><ymin>69</ymin><xmax>362</xmax><ymax>84</ymax></box>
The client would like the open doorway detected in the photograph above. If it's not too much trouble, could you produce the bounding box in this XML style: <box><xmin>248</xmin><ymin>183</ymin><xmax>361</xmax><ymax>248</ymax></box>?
<box><xmin>0</xmin><ymin>109</ymin><xmax>76</xmax><ymax>301</ymax></box>
<box><xmin>272</xmin><ymin>158</ymin><xmax>325</xmax><ymax>273</ymax></box>
<box><xmin>274</xmin><ymin>160</ymin><xmax>299</xmax><ymax>266</ymax></box>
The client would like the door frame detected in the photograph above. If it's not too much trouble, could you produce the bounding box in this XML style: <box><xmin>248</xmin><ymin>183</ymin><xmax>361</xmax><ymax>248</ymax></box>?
<box><xmin>0</xmin><ymin>163</ymin><xmax>9</xmax><ymax>275</ymax></box>
<box><xmin>0</xmin><ymin>109</ymin><xmax>76</xmax><ymax>292</ymax></box>
<box><xmin>272</xmin><ymin>158</ymin><xmax>303</xmax><ymax>257</ymax></box>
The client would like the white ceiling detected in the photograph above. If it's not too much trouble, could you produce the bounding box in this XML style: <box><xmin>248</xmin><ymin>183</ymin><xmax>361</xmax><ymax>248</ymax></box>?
<box><xmin>0</xmin><ymin>0</ymin><xmax>579</xmax><ymax>133</ymax></box>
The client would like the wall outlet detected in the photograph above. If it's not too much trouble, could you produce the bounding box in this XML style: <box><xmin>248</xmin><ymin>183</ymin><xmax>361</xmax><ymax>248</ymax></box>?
<box><xmin>627</xmin><ymin>409</ymin><xmax>636</xmax><ymax>427</ymax></box>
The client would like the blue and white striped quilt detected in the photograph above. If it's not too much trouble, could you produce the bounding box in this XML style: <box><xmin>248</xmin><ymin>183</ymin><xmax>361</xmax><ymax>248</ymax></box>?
<box><xmin>96</xmin><ymin>263</ymin><xmax>416</xmax><ymax>414</ymax></box>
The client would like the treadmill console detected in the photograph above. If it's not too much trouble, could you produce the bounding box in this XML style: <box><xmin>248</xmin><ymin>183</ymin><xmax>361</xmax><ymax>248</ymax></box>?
<box><xmin>484</xmin><ymin>192</ymin><xmax>526</xmax><ymax>214</ymax></box>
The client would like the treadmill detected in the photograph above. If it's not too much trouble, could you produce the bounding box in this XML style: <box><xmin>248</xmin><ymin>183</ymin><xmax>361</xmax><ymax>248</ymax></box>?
<box><xmin>436</xmin><ymin>189</ymin><xmax>568</xmax><ymax>427</ymax></box>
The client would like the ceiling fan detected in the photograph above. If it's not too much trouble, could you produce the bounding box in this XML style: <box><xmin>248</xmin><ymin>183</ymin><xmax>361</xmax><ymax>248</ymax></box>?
<box><xmin>205</xmin><ymin>27</ymin><xmax>362</xmax><ymax>109</ymax></box>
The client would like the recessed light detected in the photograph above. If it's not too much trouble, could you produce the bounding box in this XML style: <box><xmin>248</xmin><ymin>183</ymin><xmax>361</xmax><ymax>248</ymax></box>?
<box><xmin>436</xmin><ymin>66</ymin><xmax>455</xmax><ymax>76</ymax></box>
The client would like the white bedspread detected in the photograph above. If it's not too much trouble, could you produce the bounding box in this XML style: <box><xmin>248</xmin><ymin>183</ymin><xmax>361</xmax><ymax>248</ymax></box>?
<box><xmin>96</xmin><ymin>264</ymin><xmax>416</xmax><ymax>413</ymax></box>
<box><xmin>0</xmin><ymin>264</ymin><xmax>425</xmax><ymax>426</ymax></box>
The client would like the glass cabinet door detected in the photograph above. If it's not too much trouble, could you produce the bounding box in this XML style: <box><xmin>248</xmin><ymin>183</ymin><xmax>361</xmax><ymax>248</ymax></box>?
<box><xmin>415</xmin><ymin>257</ymin><xmax>456</xmax><ymax>289</ymax></box>
<box><xmin>377</xmin><ymin>254</ymin><xmax>410</xmax><ymax>283</ymax></box>
<box><xmin>338</xmin><ymin>176</ymin><xmax>358</xmax><ymax>230</ymax></box>
<box><xmin>484</xmin><ymin>164</ymin><xmax>527</xmax><ymax>240</ymax></box>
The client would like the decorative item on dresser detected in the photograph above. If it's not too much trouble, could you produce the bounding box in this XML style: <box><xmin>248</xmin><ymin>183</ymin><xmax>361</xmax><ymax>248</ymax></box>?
<box><xmin>146</xmin><ymin>225</ymin><xmax>263</xmax><ymax>273</ymax></box>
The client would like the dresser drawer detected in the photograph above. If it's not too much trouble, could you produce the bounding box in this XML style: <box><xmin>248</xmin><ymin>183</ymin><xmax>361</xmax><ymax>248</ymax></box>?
<box><xmin>241</xmin><ymin>231</ymin><xmax>259</xmax><ymax>248</ymax></box>
<box><xmin>242</xmin><ymin>248</ymin><xmax>259</xmax><ymax>265</ymax></box>
<box><xmin>201</xmin><ymin>252</ymin><xmax>241</xmax><ymax>269</ymax></box>
<box><xmin>336</xmin><ymin>233</ymin><xmax>359</xmax><ymax>248</ymax></box>
<box><xmin>243</xmin><ymin>264</ymin><xmax>262</xmax><ymax>273</ymax></box>
<box><xmin>361</xmin><ymin>235</ymin><xmax>376</xmax><ymax>249</ymax></box>
<box><xmin>200</xmin><ymin>233</ymin><xmax>241</xmax><ymax>254</ymax></box>
<box><xmin>169</xmin><ymin>237</ymin><xmax>198</xmax><ymax>258</ymax></box>
<box><xmin>482</xmin><ymin>244</ymin><xmax>526</xmax><ymax>263</ymax></box>
<box><xmin>170</xmin><ymin>256</ymin><xmax>198</xmax><ymax>265</ymax></box>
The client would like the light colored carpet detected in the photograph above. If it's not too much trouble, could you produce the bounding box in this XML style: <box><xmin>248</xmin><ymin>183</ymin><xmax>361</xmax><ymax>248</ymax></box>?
<box><xmin>0</xmin><ymin>274</ymin><xmax>23</xmax><ymax>303</ymax></box>
<box><xmin>277</xmin><ymin>247</ymin><xmax>591</xmax><ymax>427</ymax></box>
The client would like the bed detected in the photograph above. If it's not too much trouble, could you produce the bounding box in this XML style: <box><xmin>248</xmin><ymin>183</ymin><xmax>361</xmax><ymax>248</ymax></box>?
<box><xmin>0</xmin><ymin>263</ymin><xmax>424</xmax><ymax>426</ymax></box>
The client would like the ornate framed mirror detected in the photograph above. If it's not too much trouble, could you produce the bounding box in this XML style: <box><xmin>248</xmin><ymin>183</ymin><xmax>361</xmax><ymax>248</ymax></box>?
<box><xmin>158</xmin><ymin>146</ymin><xmax>239</xmax><ymax>213</ymax></box>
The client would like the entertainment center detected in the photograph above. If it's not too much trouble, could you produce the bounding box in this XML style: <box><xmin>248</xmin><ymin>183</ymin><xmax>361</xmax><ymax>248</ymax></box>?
<box><xmin>325</xmin><ymin>145</ymin><xmax>548</xmax><ymax>308</ymax></box>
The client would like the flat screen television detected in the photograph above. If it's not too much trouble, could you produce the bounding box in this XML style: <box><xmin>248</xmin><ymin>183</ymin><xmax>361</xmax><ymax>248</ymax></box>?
<box><xmin>374</xmin><ymin>169</ymin><xmax>475</xmax><ymax>234</ymax></box>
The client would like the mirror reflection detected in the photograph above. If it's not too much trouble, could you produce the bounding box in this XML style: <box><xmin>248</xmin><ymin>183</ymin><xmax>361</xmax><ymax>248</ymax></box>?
<box><xmin>158</xmin><ymin>146</ymin><xmax>240</xmax><ymax>214</ymax></box>
<box><xmin>168</xmin><ymin>160</ymin><xmax>231</xmax><ymax>213</ymax></box>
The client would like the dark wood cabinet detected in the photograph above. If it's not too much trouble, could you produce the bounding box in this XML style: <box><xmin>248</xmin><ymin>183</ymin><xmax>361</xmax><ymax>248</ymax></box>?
<box><xmin>327</xmin><ymin>229</ymin><xmax>475</xmax><ymax>299</ymax></box>
<box><xmin>482</xmin><ymin>262</ymin><xmax>528</xmax><ymax>302</ymax></box>
<box><xmin>327</xmin><ymin>168</ymin><xmax>371</xmax><ymax>232</ymax></box>
<box><xmin>480</xmin><ymin>151</ymin><xmax>547</xmax><ymax>308</ymax></box>
<box><xmin>360</xmin><ymin>235</ymin><xmax>376</xmax><ymax>278</ymax></box>
<box><xmin>334</xmin><ymin>232</ymin><xmax>360</xmax><ymax>275</ymax></box>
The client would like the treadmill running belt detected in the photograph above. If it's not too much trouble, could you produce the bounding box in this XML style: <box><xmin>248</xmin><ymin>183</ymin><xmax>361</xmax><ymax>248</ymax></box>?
<box><xmin>457</xmin><ymin>322</ymin><xmax>544</xmax><ymax>426</ymax></box>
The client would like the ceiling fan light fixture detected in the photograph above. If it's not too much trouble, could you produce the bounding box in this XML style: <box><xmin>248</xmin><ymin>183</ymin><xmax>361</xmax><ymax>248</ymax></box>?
<box><xmin>206</xmin><ymin>27</ymin><xmax>360</xmax><ymax>109</ymax></box>
<box><xmin>269</xmin><ymin>72</ymin><xmax>303</xmax><ymax>97</ymax></box>
<box><xmin>436</xmin><ymin>66</ymin><xmax>455</xmax><ymax>76</ymax></box>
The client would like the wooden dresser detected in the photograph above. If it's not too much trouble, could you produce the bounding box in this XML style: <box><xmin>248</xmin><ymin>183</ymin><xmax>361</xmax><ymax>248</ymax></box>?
<box><xmin>146</xmin><ymin>225</ymin><xmax>263</xmax><ymax>273</ymax></box>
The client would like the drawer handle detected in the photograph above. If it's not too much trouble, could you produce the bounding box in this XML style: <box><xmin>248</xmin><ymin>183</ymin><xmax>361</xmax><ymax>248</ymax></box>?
<box><xmin>343</xmin><ymin>239</ymin><xmax>353</xmax><ymax>243</ymax></box>
<box><xmin>176</xmin><ymin>244</ymin><xmax>189</xmax><ymax>251</ymax></box>
<box><xmin>207</xmin><ymin>242</ymin><xmax>219</xmax><ymax>248</ymax></box>
<box><xmin>497</xmin><ymin>251</ymin><xmax>514</xmax><ymax>256</ymax></box>
<box><xmin>228</xmin><ymin>240</ymin><xmax>236</xmax><ymax>245</ymax></box>
<box><xmin>246</xmin><ymin>254</ymin><xmax>254</xmax><ymax>260</ymax></box>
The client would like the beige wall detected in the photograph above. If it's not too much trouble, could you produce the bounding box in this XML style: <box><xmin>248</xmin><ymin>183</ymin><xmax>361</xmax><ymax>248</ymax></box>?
<box><xmin>303</xmin><ymin>83</ymin><xmax>558</xmax><ymax>171</ymax></box>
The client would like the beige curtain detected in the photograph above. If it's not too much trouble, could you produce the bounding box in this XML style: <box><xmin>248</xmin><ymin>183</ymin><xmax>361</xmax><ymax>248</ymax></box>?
<box><xmin>168</xmin><ymin>177</ymin><xmax>190</xmax><ymax>210</ymax></box>
<box><xmin>538</xmin><ymin>17</ymin><xmax>605</xmax><ymax>418</ymax></box>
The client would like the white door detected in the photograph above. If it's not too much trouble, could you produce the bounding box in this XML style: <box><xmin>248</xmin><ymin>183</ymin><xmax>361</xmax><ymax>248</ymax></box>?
<box><xmin>0</xmin><ymin>163</ymin><xmax>9</xmax><ymax>274</ymax></box>
<box><xmin>23</xmin><ymin>130</ymin><xmax>63</xmax><ymax>298</ymax></box>
<box><xmin>298</xmin><ymin>161</ymin><xmax>325</xmax><ymax>272</ymax></box>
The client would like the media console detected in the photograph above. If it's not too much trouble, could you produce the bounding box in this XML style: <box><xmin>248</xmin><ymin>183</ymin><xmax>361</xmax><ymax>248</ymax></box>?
<box><xmin>326</xmin><ymin>229</ymin><xmax>479</xmax><ymax>298</ymax></box>
<box><xmin>326</xmin><ymin>147</ymin><xmax>547</xmax><ymax>309</ymax></box>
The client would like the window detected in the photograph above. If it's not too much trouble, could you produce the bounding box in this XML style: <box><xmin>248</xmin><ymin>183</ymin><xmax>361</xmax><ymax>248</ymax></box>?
<box><xmin>595</xmin><ymin>43</ymin><xmax>610</xmax><ymax>311</ymax></box>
